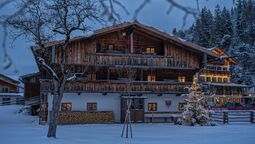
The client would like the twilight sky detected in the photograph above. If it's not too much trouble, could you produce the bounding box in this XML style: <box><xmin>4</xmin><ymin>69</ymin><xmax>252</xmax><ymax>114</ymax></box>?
<box><xmin>0</xmin><ymin>0</ymin><xmax>234</xmax><ymax>77</ymax></box>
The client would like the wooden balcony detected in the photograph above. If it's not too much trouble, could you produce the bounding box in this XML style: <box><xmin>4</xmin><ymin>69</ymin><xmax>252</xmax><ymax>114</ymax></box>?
<box><xmin>40</xmin><ymin>80</ymin><xmax>192</xmax><ymax>94</ymax></box>
<box><xmin>205</xmin><ymin>64</ymin><xmax>229</xmax><ymax>71</ymax></box>
<box><xmin>78</xmin><ymin>53</ymin><xmax>199</xmax><ymax>70</ymax></box>
<box><xmin>200</xmin><ymin>64</ymin><xmax>231</xmax><ymax>75</ymax></box>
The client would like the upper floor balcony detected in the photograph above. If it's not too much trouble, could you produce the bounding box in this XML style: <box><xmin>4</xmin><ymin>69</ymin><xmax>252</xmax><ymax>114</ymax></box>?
<box><xmin>71</xmin><ymin>53</ymin><xmax>199</xmax><ymax>70</ymax></box>
<box><xmin>40</xmin><ymin>80</ymin><xmax>192</xmax><ymax>94</ymax></box>
<box><xmin>204</xmin><ymin>64</ymin><xmax>230</xmax><ymax>71</ymax></box>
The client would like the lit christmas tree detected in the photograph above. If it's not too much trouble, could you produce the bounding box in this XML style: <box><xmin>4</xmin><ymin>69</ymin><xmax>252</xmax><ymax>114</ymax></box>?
<box><xmin>176</xmin><ymin>78</ymin><xmax>216</xmax><ymax>126</ymax></box>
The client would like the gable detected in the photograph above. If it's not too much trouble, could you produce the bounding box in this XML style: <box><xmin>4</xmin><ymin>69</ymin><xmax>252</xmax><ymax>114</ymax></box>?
<box><xmin>210</xmin><ymin>47</ymin><xmax>237</xmax><ymax>64</ymax></box>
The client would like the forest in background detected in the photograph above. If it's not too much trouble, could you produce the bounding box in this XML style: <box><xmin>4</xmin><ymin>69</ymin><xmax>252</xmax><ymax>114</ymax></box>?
<box><xmin>173</xmin><ymin>0</ymin><xmax>255</xmax><ymax>86</ymax></box>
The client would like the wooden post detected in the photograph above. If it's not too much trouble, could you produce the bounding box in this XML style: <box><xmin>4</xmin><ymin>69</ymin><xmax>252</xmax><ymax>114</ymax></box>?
<box><xmin>51</xmin><ymin>46</ymin><xmax>56</xmax><ymax>63</ymax></box>
<box><xmin>250</xmin><ymin>111</ymin><xmax>254</xmax><ymax>123</ymax></box>
<box><xmin>164</xmin><ymin>41</ymin><xmax>167</xmax><ymax>56</ymax></box>
<box><xmin>203</xmin><ymin>53</ymin><xmax>207</xmax><ymax>68</ymax></box>
<box><xmin>223</xmin><ymin>112</ymin><xmax>228</xmax><ymax>124</ymax></box>
<box><xmin>140</xmin><ymin>69</ymin><xmax>143</xmax><ymax>81</ymax></box>
<box><xmin>107</xmin><ymin>68</ymin><xmax>110</xmax><ymax>80</ymax></box>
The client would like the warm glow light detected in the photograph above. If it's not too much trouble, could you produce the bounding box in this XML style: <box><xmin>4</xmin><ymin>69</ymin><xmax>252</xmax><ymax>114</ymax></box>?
<box><xmin>199</xmin><ymin>75</ymin><xmax>230</xmax><ymax>83</ymax></box>
<box><xmin>178</xmin><ymin>76</ymin><xmax>186</xmax><ymax>82</ymax></box>
<box><xmin>147</xmin><ymin>75</ymin><xmax>156</xmax><ymax>81</ymax></box>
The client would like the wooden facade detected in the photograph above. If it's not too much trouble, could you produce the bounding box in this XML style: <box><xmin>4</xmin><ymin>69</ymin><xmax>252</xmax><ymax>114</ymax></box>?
<box><xmin>35</xmin><ymin>22</ymin><xmax>219</xmax><ymax>94</ymax></box>
<box><xmin>21</xmin><ymin>73</ymin><xmax>40</xmax><ymax>99</ymax></box>
<box><xmin>34</xmin><ymin>21</ymin><xmax>228</xmax><ymax>123</ymax></box>
<box><xmin>0</xmin><ymin>74</ymin><xmax>19</xmax><ymax>93</ymax></box>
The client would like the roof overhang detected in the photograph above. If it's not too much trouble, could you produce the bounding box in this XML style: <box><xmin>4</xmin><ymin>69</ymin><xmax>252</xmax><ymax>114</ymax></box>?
<box><xmin>209</xmin><ymin>47</ymin><xmax>237</xmax><ymax>64</ymax></box>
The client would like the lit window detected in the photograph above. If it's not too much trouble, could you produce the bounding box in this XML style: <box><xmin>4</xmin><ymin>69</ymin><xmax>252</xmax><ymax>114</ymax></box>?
<box><xmin>148</xmin><ymin>103</ymin><xmax>157</xmax><ymax>111</ymax></box>
<box><xmin>147</xmin><ymin>75</ymin><xmax>156</xmax><ymax>81</ymax></box>
<box><xmin>146</xmin><ymin>47</ymin><xmax>155</xmax><ymax>53</ymax></box>
<box><xmin>200</xmin><ymin>76</ymin><xmax>206</xmax><ymax>82</ymax></box>
<box><xmin>212</xmin><ymin>77</ymin><xmax>217</xmax><ymax>83</ymax></box>
<box><xmin>218</xmin><ymin>77</ymin><xmax>223</xmax><ymax>83</ymax></box>
<box><xmin>178</xmin><ymin>76</ymin><xmax>186</xmax><ymax>82</ymax></box>
<box><xmin>122</xmin><ymin>32</ymin><xmax>126</xmax><ymax>36</ymax></box>
<box><xmin>61</xmin><ymin>103</ymin><xmax>72</xmax><ymax>111</ymax></box>
<box><xmin>223</xmin><ymin>78</ymin><xmax>228</xmax><ymax>83</ymax></box>
<box><xmin>108</xmin><ymin>44</ymin><xmax>114</xmax><ymax>50</ymax></box>
<box><xmin>206</xmin><ymin>77</ymin><xmax>211</xmax><ymax>82</ymax></box>
<box><xmin>87</xmin><ymin>103</ymin><xmax>97</xmax><ymax>111</ymax></box>
<box><xmin>178</xmin><ymin>103</ymin><xmax>186</xmax><ymax>111</ymax></box>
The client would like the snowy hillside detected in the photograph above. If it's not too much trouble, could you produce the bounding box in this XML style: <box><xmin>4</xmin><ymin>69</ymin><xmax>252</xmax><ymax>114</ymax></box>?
<box><xmin>0</xmin><ymin>106</ymin><xmax>254</xmax><ymax>144</ymax></box>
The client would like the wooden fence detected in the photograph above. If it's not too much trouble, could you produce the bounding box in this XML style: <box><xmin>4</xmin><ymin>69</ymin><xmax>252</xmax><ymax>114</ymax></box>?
<box><xmin>210</xmin><ymin>110</ymin><xmax>255</xmax><ymax>124</ymax></box>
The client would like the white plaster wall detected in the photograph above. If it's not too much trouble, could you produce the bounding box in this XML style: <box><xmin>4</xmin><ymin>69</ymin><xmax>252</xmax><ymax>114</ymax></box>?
<box><xmin>47</xmin><ymin>93</ymin><xmax>121</xmax><ymax>122</ymax></box>
<box><xmin>144</xmin><ymin>94</ymin><xmax>186</xmax><ymax>112</ymax></box>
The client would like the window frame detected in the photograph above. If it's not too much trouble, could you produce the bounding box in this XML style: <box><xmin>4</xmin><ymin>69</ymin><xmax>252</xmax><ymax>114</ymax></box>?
<box><xmin>147</xmin><ymin>75</ymin><xmax>156</xmax><ymax>81</ymax></box>
<box><xmin>223</xmin><ymin>78</ymin><xmax>228</xmax><ymax>83</ymax></box>
<box><xmin>108</xmin><ymin>44</ymin><xmax>114</xmax><ymax>51</ymax></box>
<box><xmin>148</xmin><ymin>103</ymin><xmax>157</xmax><ymax>111</ymax></box>
<box><xmin>212</xmin><ymin>77</ymin><xmax>217</xmax><ymax>83</ymax></box>
<box><xmin>146</xmin><ymin>47</ymin><xmax>155</xmax><ymax>54</ymax></box>
<box><xmin>218</xmin><ymin>77</ymin><xmax>223</xmax><ymax>83</ymax></box>
<box><xmin>178</xmin><ymin>76</ymin><xmax>186</xmax><ymax>82</ymax></box>
<box><xmin>61</xmin><ymin>102</ymin><xmax>72</xmax><ymax>111</ymax></box>
<box><xmin>87</xmin><ymin>103</ymin><xmax>97</xmax><ymax>111</ymax></box>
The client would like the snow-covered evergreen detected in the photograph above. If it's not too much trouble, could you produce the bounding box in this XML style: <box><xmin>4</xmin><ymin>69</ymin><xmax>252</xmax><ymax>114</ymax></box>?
<box><xmin>176</xmin><ymin>83</ymin><xmax>216</xmax><ymax>126</ymax></box>
<box><xmin>173</xmin><ymin>0</ymin><xmax>255</xmax><ymax>86</ymax></box>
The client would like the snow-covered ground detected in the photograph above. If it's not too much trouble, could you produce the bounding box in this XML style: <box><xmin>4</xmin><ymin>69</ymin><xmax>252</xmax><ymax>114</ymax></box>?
<box><xmin>1</xmin><ymin>105</ymin><xmax>254</xmax><ymax>144</ymax></box>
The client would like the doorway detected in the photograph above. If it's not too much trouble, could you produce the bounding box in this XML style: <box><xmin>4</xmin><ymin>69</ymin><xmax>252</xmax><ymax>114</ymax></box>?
<box><xmin>121</xmin><ymin>98</ymin><xmax>144</xmax><ymax>123</ymax></box>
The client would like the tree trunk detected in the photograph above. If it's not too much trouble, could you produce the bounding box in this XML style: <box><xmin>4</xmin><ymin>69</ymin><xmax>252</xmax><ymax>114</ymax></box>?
<box><xmin>47</xmin><ymin>79</ymin><xmax>65</xmax><ymax>138</ymax></box>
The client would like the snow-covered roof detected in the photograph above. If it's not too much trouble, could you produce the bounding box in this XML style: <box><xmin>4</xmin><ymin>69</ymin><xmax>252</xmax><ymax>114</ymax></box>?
<box><xmin>204</xmin><ymin>82</ymin><xmax>249</xmax><ymax>87</ymax></box>
<box><xmin>21</xmin><ymin>72</ymin><xmax>40</xmax><ymax>80</ymax></box>
<box><xmin>208</xmin><ymin>47</ymin><xmax>237</xmax><ymax>64</ymax></box>
<box><xmin>0</xmin><ymin>73</ymin><xmax>20</xmax><ymax>84</ymax></box>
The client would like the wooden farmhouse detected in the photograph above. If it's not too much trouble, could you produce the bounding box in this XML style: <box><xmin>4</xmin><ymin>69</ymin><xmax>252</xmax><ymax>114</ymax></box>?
<box><xmin>200</xmin><ymin>47</ymin><xmax>250</xmax><ymax>106</ymax></box>
<box><xmin>0</xmin><ymin>73</ymin><xmax>23</xmax><ymax>105</ymax></box>
<box><xmin>28</xmin><ymin>21</ymin><xmax>250</xmax><ymax>124</ymax></box>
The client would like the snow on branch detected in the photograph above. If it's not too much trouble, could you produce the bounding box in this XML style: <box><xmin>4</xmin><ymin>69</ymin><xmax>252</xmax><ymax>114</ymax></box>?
<box><xmin>37</xmin><ymin>57</ymin><xmax>59</xmax><ymax>81</ymax></box>
<box><xmin>66</xmin><ymin>74</ymin><xmax>77</xmax><ymax>81</ymax></box>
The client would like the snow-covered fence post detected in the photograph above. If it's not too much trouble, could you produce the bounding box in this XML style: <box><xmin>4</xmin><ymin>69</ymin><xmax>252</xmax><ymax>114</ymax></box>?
<box><xmin>223</xmin><ymin>112</ymin><xmax>228</xmax><ymax>124</ymax></box>
<box><xmin>250</xmin><ymin>111</ymin><xmax>254</xmax><ymax>123</ymax></box>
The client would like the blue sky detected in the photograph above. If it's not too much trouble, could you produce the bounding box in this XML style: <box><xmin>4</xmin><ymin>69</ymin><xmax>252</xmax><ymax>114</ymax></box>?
<box><xmin>0</xmin><ymin>0</ymin><xmax>234</xmax><ymax>77</ymax></box>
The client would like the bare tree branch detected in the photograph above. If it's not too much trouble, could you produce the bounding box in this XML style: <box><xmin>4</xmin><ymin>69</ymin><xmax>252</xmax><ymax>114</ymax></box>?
<box><xmin>1</xmin><ymin>0</ymin><xmax>36</xmax><ymax>72</ymax></box>
<box><xmin>134</xmin><ymin>0</ymin><xmax>199</xmax><ymax>28</ymax></box>
<box><xmin>99</xmin><ymin>0</ymin><xmax>129</xmax><ymax>24</ymax></box>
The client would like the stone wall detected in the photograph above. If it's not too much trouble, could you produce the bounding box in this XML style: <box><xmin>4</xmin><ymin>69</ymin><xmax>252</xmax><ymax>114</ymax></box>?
<box><xmin>57</xmin><ymin>111</ymin><xmax>114</xmax><ymax>124</ymax></box>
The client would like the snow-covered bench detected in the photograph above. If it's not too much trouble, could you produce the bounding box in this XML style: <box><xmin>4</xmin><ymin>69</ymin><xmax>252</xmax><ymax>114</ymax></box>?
<box><xmin>144</xmin><ymin>113</ymin><xmax>182</xmax><ymax>123</ymax></box>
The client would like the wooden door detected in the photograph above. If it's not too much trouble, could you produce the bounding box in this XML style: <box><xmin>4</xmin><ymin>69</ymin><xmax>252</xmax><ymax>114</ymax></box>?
<box><xmin>121</xmin><ymin>98</ymin><xmax>144</xmax><ymax>123</ymax></box>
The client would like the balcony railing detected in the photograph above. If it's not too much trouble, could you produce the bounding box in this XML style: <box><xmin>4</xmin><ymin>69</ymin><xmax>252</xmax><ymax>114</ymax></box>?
<box><xmin>40</xmin><ymin>80</ymin><xmax>192</xmax><ymax>93</ymax></box>
<box><xmin>78</xmin><ymin>53</ymin><xmax>199</xmax><ymax>69</ymax></box>
<box><xmin>205</xmin><ymin>64</ymin><xmax>229</xmax><ymax>71</ymax></box>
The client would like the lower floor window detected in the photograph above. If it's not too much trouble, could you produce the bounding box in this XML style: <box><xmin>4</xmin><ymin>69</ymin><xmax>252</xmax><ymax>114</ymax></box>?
<box><xmin>87</xmin><ymin>103</ymin><xmax>97</xmax><ymax>111</ymax></box>
<box><xmin>148</xmin><ymin>103</ymin><xmax>157</xmax><ymax>111</ymax></box>
<box><xmin>61</xmin><ymin>103</ymin><xmax>72</xmax><ymax>111</ymax></box>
